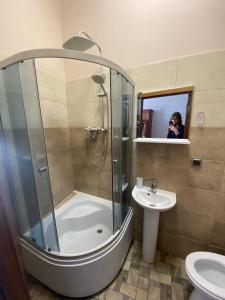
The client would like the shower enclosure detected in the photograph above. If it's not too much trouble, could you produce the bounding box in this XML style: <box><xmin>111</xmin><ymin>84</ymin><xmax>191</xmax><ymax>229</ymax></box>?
<box><xmin>0</xmin><ymin>49</ymin><xmax>134</xmax><ymax>297</ymax></box>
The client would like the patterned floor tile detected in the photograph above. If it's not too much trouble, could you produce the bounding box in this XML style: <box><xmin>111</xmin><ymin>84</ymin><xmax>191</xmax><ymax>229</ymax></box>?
<box><xmin>137</xmin><ymin>276</ymin><xmax>149</xmax><ymax>291</ymax></box>
<box><xmin>105</xmin><ymin>289</ymin><xmax>124</xmax><ymax>300</ymax></box>
<box><xmin>171</xmin><ymin>282</ymin><xmax>184</xmax><ymax>300</ymax></box>
<box><xmin>148</xmin><ymin>286</ymin><xmax>160</xmax><ymax>300</ymax></box>
<box><xmin>127</xmin><ymin>267</ymin><xmax>139</xmax><ymax>286</ymax></box>
<box><xmin>136</xmin><ymin>288</ymin><xmax>148</xmax><ymax>300</ymax></box>
<box><xmin>27</xmin><ymin>242</ymin><xmax>193</xmax><ymax>300</ymax></box>
<box><xmin>150</xmin><ymin>261</ymin><xmax>171</xmax><ymax>275</ymax></box>
<box><xmin>120</xmin><ymin>282</ymin><xmax>137</xmax><ymax>299</ymax></box>
<box><xmin>150</xmin><ymin>269</ymin><xmax>171</xmax><ymax>286</ymax></box>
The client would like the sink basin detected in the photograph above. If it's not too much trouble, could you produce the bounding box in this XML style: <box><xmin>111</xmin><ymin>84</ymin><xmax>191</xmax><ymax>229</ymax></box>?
<box><xmin>132</xmin><ymin>186</ymin><xmax>176</xmax><ymax>212</ymax></box>
<box><xmin>132</xmin><ymin>185</ymin><xmax>176</xmax><ymax>263</ymax></box>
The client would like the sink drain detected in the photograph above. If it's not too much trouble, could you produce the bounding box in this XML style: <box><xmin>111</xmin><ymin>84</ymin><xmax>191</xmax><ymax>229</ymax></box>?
<box><xmin>97</xmin><ymin>229</ymin><xmax>103</xmax><ymax>234</ymax></box>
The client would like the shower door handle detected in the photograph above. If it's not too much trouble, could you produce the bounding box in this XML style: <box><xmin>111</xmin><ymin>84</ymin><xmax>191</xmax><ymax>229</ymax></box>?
<box><xmin>38</xmin><ymin>166</ymin><xmax>47</xmax><ymax>175</ymax></box>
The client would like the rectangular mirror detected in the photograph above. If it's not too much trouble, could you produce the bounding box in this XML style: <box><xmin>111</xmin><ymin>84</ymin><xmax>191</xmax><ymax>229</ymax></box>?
<box><xmin>136</xmin><ymin>87</ymin><xmax>193</xmax><ymax>140</ymax></box>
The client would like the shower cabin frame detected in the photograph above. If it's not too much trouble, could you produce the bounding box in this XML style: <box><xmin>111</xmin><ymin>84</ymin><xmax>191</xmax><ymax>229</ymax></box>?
<box><xmin>0</xmin><ymin>49</ymin><xmax>135</xmax><ymax>297</ymax></box>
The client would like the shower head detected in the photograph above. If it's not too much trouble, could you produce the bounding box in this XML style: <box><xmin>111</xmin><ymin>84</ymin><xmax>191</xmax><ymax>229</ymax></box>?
<box><xmin>91</xmin><ymin>73</ymin><xmax>107</xmax><ymax>96</ymax></box>
<box><xmin>91</xmin><ymin>73</ymin><xmax>106</xmax><ymax>85</ymax></box>
<box><xmin>63</xmin><ymin>31</ymin><xmax>102</xmax><ymax>55</ymax></box>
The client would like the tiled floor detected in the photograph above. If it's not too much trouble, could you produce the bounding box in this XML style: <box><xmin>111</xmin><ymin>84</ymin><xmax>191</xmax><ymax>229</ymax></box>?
<box><xmin>28</xmin><ymin>242</ymin><xmax>193</xmax><ymax>300</ymax></box>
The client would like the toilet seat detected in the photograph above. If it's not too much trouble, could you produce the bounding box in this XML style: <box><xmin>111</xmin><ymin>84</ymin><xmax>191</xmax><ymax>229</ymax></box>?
<box><xmin>185</xmin><ymin>252</ymin><xmax>225</xmax><ymax>300</ymax></box>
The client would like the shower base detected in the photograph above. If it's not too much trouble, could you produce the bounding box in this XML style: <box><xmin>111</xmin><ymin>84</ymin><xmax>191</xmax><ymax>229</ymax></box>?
<box><xmin>56</xmin><ymin>191</ymin><xmax>114</xmax><ymax>254</ymax></box>
<box><xmin>20</xmin><ymin>191</ymin><xmax>133</xmax><ymax>297</ymax></box>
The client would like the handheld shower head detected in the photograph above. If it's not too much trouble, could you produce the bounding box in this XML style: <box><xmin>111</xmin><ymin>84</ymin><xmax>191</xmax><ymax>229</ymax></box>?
<box><xmin>91</xmin><ymin>73</ymin><xmax>107</xmax><ymax>96</ymax></box>
<box><xmin>91</xmin><ymin>73</ymin><xmax>106</xmax><ymax>85</ymax></box>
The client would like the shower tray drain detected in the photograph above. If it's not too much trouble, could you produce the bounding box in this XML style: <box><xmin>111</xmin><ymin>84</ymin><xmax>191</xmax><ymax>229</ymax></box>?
<box><xmin>97</xmin><ymin>229</ymin><xmax>103</xmax><ymax>234</ymax></box>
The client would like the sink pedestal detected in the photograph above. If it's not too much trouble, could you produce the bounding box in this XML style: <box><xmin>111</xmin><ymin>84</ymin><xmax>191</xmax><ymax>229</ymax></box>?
<box><xmin>143</xmin><ymin>210</ymin><xmax>160</xmax><ymax>263</ymax></box>
<box><xmin>132</xmin><ymin>186</ymin><xmax>176</xmax><ymax>264</ymax></box>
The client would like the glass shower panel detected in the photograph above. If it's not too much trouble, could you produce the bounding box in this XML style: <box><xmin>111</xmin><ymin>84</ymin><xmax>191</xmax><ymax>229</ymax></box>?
<box><xmin>111</xmin><ymin>70</ymin><xmax>134</xmax><ymax>233</ymax></box>
<box><xmin>0</xmin><ymin>63</ymin><xmax>44</xmax><ymax>248</ymax></box>
<box><xmin>121</xmin><ymin>77</ymin><xmax>133</xmax><ymax>219</ymax></box>
<box><xmin>0</xmin><ymin>60</ymin><xmax>59</xmax><ymax>252</ymax></box>
<box><xmin>111</xmin><ymin>70</ymin><xmax>123</xmax><ymax>231</ymax></box>
<box><xmin>19</xmin><ymin>60</ymin><xmax>59</xmax><ymax>252</ymax></box>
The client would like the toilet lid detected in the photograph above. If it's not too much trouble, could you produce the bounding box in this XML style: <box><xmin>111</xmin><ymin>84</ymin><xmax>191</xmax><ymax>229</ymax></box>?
<box><xmin>185</xmin><ymin>252</ymin><xmax>225</xmax><ymax>300</ymax></box>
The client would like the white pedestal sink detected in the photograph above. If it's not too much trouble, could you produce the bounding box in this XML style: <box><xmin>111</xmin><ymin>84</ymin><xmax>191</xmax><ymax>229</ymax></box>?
<box><xmin>132</xmin><ymin>186</ymin><xmax>176</xmax><ymax>263</ymax></box>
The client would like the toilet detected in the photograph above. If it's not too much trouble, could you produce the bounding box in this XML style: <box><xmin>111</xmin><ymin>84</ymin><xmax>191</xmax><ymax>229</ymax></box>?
<box><xmin>185</xmin><ymin>252</ymin><xmax>225</xmax><ymax>300</ymax></box>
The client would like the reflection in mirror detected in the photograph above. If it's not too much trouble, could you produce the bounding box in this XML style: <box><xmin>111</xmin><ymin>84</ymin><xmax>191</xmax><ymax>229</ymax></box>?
<box><xmin>137</xmin><ymin>87</ymin><xmax>192</xmax><ymax>139</ymax></box>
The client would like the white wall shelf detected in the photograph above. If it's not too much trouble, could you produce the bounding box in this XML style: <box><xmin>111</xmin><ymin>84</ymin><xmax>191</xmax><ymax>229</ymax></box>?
<box><xmin>133</xmin><ymin>138</ymin><xmax>190</xmax><ymax>145</ymax></box>
<box><xmin>122</xmin><ymin>137</ymin><xmax>129</xmax><ymax>142</ymax></box>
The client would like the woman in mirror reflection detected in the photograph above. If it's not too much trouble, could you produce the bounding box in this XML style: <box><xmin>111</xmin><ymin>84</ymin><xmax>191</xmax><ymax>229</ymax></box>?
<box><xmin>167</xmin><ymin>112</ymin><xmax>184</xmax><ymax>139</ymax></box>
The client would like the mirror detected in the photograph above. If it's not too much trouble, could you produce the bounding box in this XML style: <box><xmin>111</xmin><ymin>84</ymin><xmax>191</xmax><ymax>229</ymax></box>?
<box><xmin>136</xmin><ymin>87</ymin><xmax>192</xmax><ymax>139</ymax></box>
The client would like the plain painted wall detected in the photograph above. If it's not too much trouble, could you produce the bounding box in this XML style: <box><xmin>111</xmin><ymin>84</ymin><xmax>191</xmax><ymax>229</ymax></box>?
<box><xmin>1</xmin><ymin>0</ymin><xmax>225</xmax><ymax>80</ymax></box>
<box><xmin>143</xmin><ymin>94</ymin><xmax>188</xmax><ymax>138</ymax></box>
<box><xmin>0</xmin><ymin>0</ymin><xmax>65</xmax><ymax>79</ymax></box>
<box><xmin>61</xmin><ymin>0</ymin><xmax>225</xmax><ymax>79</ymax></box>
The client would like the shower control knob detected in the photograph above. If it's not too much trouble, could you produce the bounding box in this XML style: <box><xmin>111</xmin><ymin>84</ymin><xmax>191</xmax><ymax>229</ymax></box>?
<box><xmin>38</xmin><ymin>166</ymin><xmax>47</xmax><ymax>175</ymax></box>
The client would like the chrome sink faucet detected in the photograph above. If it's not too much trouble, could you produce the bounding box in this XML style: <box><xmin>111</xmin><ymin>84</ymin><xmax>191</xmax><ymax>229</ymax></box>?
<box><xmin>143</xmin><ymin>177</ymin><xmax>158</xmax><ymax>193</ymax></box>
<box><xmin>150</xmin><ymin>178</ymin><xmax>157</xmax><ymax>193</ymax></box>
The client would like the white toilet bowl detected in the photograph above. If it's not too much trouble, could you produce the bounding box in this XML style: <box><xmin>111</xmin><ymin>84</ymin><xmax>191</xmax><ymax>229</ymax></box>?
<box><xmin>185</xmin><ymin>252</ymin><xmax>225</xmax><ymax>300</ymax></box>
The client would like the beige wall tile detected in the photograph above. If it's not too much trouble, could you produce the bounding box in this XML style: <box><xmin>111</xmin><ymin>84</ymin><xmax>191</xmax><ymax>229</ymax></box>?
<box><xmin>40</xmin><ymin>100</ymin><xmax>72</xmax><ymax>153</ymax></box>
<box><xmin>210</xmin><ymin>221</ymin><xmax>225</xmax><ymax>249</ymax></box>
<box><xmin>97</xmin><ymin>171</ymin><xmax>112</xmax><ymax>194</ymax></box>
<box><xmin>215</xmin><ymin>193</ymin><xmax>225</xmax><ymax>223</ymax></box>
<box><xmin>44</xmin><ymin>127</ymin><xmax>71</xmax><ymax>153</ymax></box>
<box><xmin>36</xmin><ymin>70</ymin><xmax>67</xmax><ymax>104</ymax></box>
<box><xmin>72</xmin><ymin>147</ymin><xmax>87</xmax><ymax>167</ymax></box>
<box><xmin>199</xmin><ymin>128</ymin><xmax>225</xmax><ymax>161</ymax></box>
<box><xmin>136</xmin><ymin>126</ymin><xmax>223</xmax><ymax>162</ymax></box>
<box><xmin>191</xmin><ymin>90</ymin><xmax>225</xmax><ymax>128</ymax></box>
<box><xmin>66</xmin><ymin>77</ymin><xmax>97</xmax><ymax>104</ymax></box>
<box><xmin>98</xmin><ymin>190</ymin><xmax>112</xmax><ymax>200</ymax></box>
<box><xmin>185</xmin><ymin>160</ymin><xmax>224</xmax><ymax>192</ymax></box>
<box><xmin>127</xmin><ymin>59</ymin><xmax>177</xmax><ymax>92</ymax></box>
<box><xmin>175</xmin><ymin>186</ymin><xmax>218</xmax><ymax>219</ymax></box>
<box><xmin>47</xmin><ymin>150</ymin><xmax>74</xmax><ymax>206</ymax></box>
<box><xmin>67</xmin><ymin>72</ymin><xmax>112</xmax><ymax>200</ymax></box>
<box><xmin>160</xmin><ymin>210</ymin><xmax>213</xmax><ymax>243</ymax></box>
<box><xmin>74</xmin><ymin>166</ymin><xmax>98</xmax><ymax>191</ymax></box>
<box><xmin>176</xmin><ymin>50</ymin><xmax>225</xmax><ymax>91</ymax></box>
<box><xmin>40</xmin><ymin>100</ymin><xmax>69</xmax><ymax>129</ymax></box>
<box><xmin>135</xmin><ymin>153</ymin><xmax>224</xmax><ymax>192</ymax></box>
<box><xmin>68</xmin><ymin>102</ymin><xmax>97</xmax><ymax>128</ymax></box>
<box><xmin>133</xmin><ymin>50</ymin><xmax>225</xmax><ymax>256</ymax></box>
<box><xmin>208</xmin><ymin>245</ymin><xmax>225</xmax><ymax>256</ymax></box>
<box><xmin>158</xmin><ymin>230</ymin><xmax>208</xmax><ymax>258</ymax></box>
<box><xmin>220</xmin><ymin>170</ymin><xmax>225</xmax><ymax>193</ymax></box>
<box><xmin>70</xmin><ymin>127</ymin><xmax>86</xmax><ymax>148</ymax></box>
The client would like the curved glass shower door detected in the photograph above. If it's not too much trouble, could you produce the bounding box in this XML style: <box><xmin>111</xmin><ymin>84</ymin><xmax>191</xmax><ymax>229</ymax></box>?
<box><xmin>111</xmin><ymin>70</ymin><xmax>134</xmax><ymax>232</ymax></box>
<box><xmin>0</xmin><ymin>60</ymin><xmax>59</xmax><ymax>252</ymax></box>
